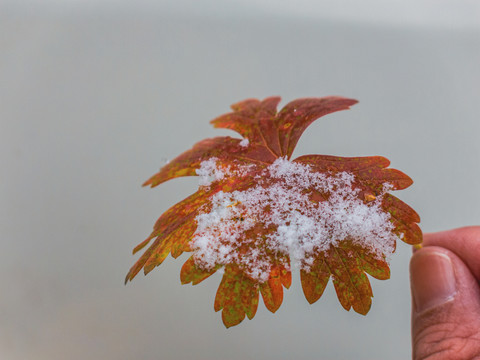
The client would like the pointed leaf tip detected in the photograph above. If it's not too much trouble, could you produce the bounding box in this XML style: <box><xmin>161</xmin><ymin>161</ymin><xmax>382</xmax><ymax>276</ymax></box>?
<box><xmin>276</xmin><ymin>96</ymin><xmax>359</xmax><ymax>157</ymax></box>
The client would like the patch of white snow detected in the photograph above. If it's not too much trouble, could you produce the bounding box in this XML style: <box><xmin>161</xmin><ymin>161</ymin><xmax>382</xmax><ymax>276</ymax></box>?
<box><xmin>239</xmin><ymin>138</ymin><xmax>249</xmax><ymax>147</ymax></box>
<box><xmin>191</xmin><ymin>157</ymin><xmax>396</xmax><ymax>282</ymax></box>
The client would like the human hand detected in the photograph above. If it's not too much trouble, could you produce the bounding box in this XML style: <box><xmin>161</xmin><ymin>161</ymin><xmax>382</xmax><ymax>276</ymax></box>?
<box><xmin>410</xmin><ymin>226</ymin><xmax>480</xmax><ymax>359</ymax></box>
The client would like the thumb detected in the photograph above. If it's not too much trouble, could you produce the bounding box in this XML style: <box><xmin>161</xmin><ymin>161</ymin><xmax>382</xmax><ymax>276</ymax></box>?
<box><xmin>410</xmin><ymin>246</ymin><xmax>480</xmax><ymax>359</ymax></box>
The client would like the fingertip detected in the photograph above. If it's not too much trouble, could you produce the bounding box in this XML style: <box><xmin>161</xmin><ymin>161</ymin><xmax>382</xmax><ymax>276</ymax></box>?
<box><xmin>410</xmin><ymin>248</ymin><xmax>457</xmax><ymax>313</ymax></box>
<box><xmin>411</xmin><ymin>244</ymin><xmax>480</xmax><ymax>359</ymax></box>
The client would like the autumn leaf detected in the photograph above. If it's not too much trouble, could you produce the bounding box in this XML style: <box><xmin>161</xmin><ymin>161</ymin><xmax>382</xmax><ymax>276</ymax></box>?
<box><xmin>126</xmin><ymin>96</ymin><xmax>422</xmax><ymax>328</ymax></box>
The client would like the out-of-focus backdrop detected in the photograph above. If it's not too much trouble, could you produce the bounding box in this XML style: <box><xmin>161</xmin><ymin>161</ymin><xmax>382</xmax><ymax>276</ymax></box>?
<box><xmin>1</xmin><ymin>1</ymin><xmax>479</xmax><ymax>359</ymax></box>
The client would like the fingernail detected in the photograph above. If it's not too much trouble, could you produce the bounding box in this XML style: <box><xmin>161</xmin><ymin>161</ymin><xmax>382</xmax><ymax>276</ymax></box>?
<box><xmin>410</xmin><ymin>251</ymin><xmax>457</xmax><ymax>313</ymax></box>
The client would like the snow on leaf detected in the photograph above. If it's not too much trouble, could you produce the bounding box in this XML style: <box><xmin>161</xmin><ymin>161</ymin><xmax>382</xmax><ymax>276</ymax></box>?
<box><xmin>126</xmin><ymin>96</ymin><xmax>422</xmax><ymax>328</ymax></box>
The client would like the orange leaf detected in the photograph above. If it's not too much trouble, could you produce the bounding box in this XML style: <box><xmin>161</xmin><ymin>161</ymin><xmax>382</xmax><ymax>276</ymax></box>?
<box><xmin>327</xmin><ymin>246</ymin><xmax>373</xmax><ymax>315</ymax></box>
<box><xmin>127</xmin><ymin>96</ymin><xmax>422</xmax><ymax>327</ymax></box>
<box><xmin>214</xmin><ymin>265</ymin><xmax>260</xmax><ymax>327</ymax></box>
<box><xmin>300</xmin><ymin>258</ymin><xmax>330</xmax><ymax>304</ymax></box>
<box><xmin>180</xmin><ymin>256</ymin><xmax>218</xmax><ymax>285</ymax></box>
<box><xmin>260</xmin><ymin>264</ymin><xmax>291</xmax><ymax>313</ymax></box>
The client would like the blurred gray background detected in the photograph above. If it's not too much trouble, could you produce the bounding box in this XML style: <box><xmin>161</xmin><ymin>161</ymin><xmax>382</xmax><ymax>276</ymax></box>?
<box><xmin>1</xmin><ymin>1</ymin><xmax>479</xmax><ymax>359</ymax></box>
